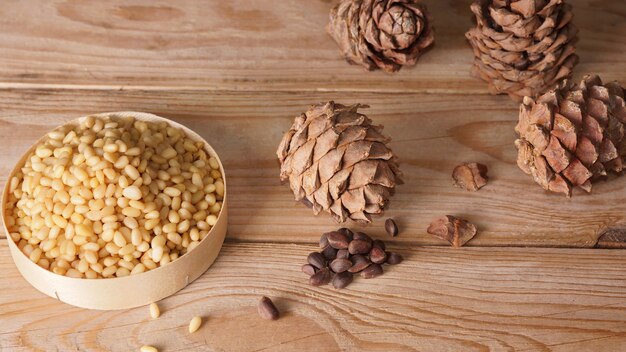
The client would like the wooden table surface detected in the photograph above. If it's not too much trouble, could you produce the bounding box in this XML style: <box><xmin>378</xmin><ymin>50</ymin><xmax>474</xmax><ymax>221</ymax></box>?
<box><xmin>1</xmin><ymin>1</ymin><xmax>625</xmax><ymax>351</ymax></box>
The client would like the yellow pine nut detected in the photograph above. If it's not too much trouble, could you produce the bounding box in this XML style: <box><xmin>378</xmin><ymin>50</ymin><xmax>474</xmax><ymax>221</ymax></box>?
<box><xmin>188</xmin><ymin>316</ymin><xmax>202</xmax><ymax>333</ymax></box>
<box><xmin>116</xmin><ymin>267</ymin><xmax>130</xmax><ymax>277</ymax></box>
<box><xmin>131</xmin><ymin>263</ymin><xmax>146</xmax><ymax>275</ymax></box>
<box><xmin>85</xmin><ymin>270</ymin><xmax>98</xmax><ymax>279</ymax></box>
<box><xmin>77</xmin><ymin>259</ymin><xmax>89</xmax><ymax>273</ymax></box>
<box><xmin>151</xmin><ymin>246</ymin><xmax>164</xmax><ymax>263</ymax></box>
<box><xmin>83</xmin><ymin>242</ymin><xmax>100</xmax><ymax>252</ymax></box>
<box><xmin>215</xmin><ymin>180</ymin><xmax>224</xmax><ymax>197</ymax></box>
<box><xmin>206</xmin><ymin>215</ymin><xmax>218</xmax><ymax>226</ymax></box>
<box><xmin>66</xmin><ymin>268</ymin><xmax>83</xmax><ymax>278</ymax></box>
<box><xmin>163</xmin><ymin>187</ymin><xmax>181</xmax><ymax>197</ymax></box>
<box><xmin>102</xmin><ymin>265</ymin><xmax>117</xmax><ymax>278</ymax></box>
<box><xmin>105</xmin><ymin>243</ymin><xmax>120</xmax><ymax>255</ymax></box>
<box><xmin>124</xmin><ymin>216</ymin><xmax>139</xmax><ymax>229</ymax></box>
<box><xmin>162</xmin><ymin>223</ymin><xmax>177</xmax><ymax>234</ymax></box>
<box><xmin>168</xmin><ymin>210</ymin><xmax>180</xmax><ymax>224</ymax></box>
<box><xmin>208</xmin><ymin>157</ymin><xmax>219</xmax><ymax>170</ymax></box>
<box><xmin>73</xmin><ymin>235</ymin><xmax>88</xmax><ymax>246</ymax></box>
<box><xmin>129</xmin><ymin>199</ymin><xmax>145</xmax><ymax>210</ymax></box>
<box><xmin>90</xmin><ymin>262</ymin><xmax>103</xmax><ymax>274</ymax></box>
<box><xmin>75</xmin><ymin>223</ymin><xmax>93</xmax><ymax>237</ymax></box>
<box><xmin>124</xmin><ymin>164</ymin><xmax>140</xmax><ymax>180</ymax></box>
<box><xmin>137</xmin><ymin>241</ymin><xmax>150</xmax><ymax>252</ymax></box>
<box><xmin>84</xmin><ymin>250</ymin><xmax>98</xmax><ymax>264</ymax></box>
<box><xmin>166</xmin><ymin>233</ymin><xmax>182</xmax><ymax>246</ymax></box>
<box><xmin>143</xmin><ymin>259</ymin><xmax>157</xmax><ymax>270</ymax></box>
<box><xmin>122</xmin><ymin>185</ymin><xmax>142</xmax><ymax>200</ymax></box>
<box><xmin>140</xmin><ymin>346</ymin><xmax>158</xmax><ymax>352</ymax></box>
<box><xmin>113</xmin><ymin>231</ymin><xmax>127</xmax><ymax>247</ymax></box>
<box><xmin>187</xmin><ymin>241</ymin><xmax>200</xmax><ymax>252</ymax></box>
<box><xmin>210</xmin><ymin>203</ymin><xmax>221</xmax><ymax>214</ymax></box>
<box><xmin>118</xmin><ymin>244</ymin><xmax>135</xmax><ymax>256</ymax></box>
<box><xmin>177</xmin><ymin>219</ymin><xmax>190</xmax><ymax>233</ymax></box>
<box><xmin>149</xmin><ymin>302</ymin><xmax>160</xmax><ymax>319</ymax></box>
<box><xmin>29</xmin><ymin>248</ymin><xmax>42</xmax><ymax>263</ymax></box>
<box><xmin>122</xmin><ymin>207</ymin><xmax>141</xmax><ymax>217</ymax></box>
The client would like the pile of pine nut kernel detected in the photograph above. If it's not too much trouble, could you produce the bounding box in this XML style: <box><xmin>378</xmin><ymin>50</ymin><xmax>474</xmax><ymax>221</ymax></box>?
<box><xmin>4</xmin><ymin>115</ymin><xmax>224</xmax><ymax>279</ymax></box>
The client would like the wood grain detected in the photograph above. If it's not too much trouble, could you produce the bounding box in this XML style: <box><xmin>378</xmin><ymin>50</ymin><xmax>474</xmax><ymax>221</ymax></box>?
<box><xmin>0</xmin><ymin>0</ymin><xmax>623</xmax><ymax>92</ymax></box>
<box><xmin>2</xmin><ymin>88</ymin><xmax>626</xmax><ymax>247</ymax></box>
<box><xmin>2</xmin><ymin>242</ymin><xmax>626</xmax><ymax>351</ymax></box>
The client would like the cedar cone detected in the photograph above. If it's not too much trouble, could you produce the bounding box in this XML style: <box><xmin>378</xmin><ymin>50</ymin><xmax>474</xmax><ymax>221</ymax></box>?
<box><xmin>277</xmin><ymin>102</ymin><xmax>402</xmax><ymax>223</ymax></box>
<box><xmin>515</xmin><ymin>75</ymin><xmax>626</xmax><ymax>197</ymax></box>
<box><xmin>328</xmin><ymin>0</ymin><xmax>434</xmax><ymax>73</ymax></box>
<box><xmin>465</xmin><ymin>0</ymin><xmax>579</xmax><ymax>101</ymax></box>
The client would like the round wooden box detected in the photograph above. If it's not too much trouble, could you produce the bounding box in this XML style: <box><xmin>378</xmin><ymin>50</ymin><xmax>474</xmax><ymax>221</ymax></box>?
<box><xmin>1</xmin><ymin>112</ymin><xmax>228</xmax><ymax>310</ymax></box>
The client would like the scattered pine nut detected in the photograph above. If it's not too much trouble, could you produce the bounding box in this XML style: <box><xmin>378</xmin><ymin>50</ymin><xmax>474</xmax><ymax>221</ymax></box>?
<box><xmin>188</xmin><ymin>316</ymin><xmax>202</xmax><ymax>333</ymax></box>
<box><xmin>140</xmin><ymin>346</ymin><xmax>158</xmax><ymax>352</ymax></box>
<box><xmin>149</xmin><ymin>303</ymin><xmax>160</xmax><ymax>319</ymax></box>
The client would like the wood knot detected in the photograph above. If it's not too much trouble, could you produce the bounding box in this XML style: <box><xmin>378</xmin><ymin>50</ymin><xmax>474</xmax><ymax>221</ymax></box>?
<box><xmin>596</xmin><ymin>225</ymin><xmax>626</xmax><ymax>248</ymax></box>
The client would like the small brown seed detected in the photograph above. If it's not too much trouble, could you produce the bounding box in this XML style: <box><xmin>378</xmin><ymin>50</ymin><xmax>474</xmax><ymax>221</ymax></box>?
<box><xmin>327</xmin><ymin>231</ymin><xmax>350</xmax><ymax>249</ymax></box>
<box><xmin>319</xmin><ymin>233</ymin><xmax>329</xmax><ymax>249</ymax></box>
<box><xmin>258</xmin><ymin>296</ymin><xmax>280</xmax><ymax>320</ymax></box>
<box><xmin>307</xmin><ymin>252</ymin><xmax>326</xmax><ymax>269</ymax></box>
<box><xmin>369</xmin><ymin>247</ymin><xmax>387</xmax><ymax>264</ymax></box>
<box><xmin>309</xmin><ymin>268</ymin><xmax>332</xmax><ymax>286</ymax></box>
<box><xmin>329</xmin><ymin>258</ymin><xmax>352</xmax><ymax>273</ymax></box>
<box><xmin>361</xmin><ymin>263</ymin><xmax>383</xmax><ymax>279</ymax></box>
<box><xmin>386</xmin><ymin>252</ymin><xmax>403</xmax><ymax>265</ymax></box>
<box><xmin>349</xmin><ymin>239</ymin><xmax>373</xmax><ymax>255</ymax></box>
<box><xmin>337</xmin><ymin>228</ymin><xmax>354</xmax><ymax>241</ymax></box>
<box><xmin>385</xmin><ymin>218</ymin><xmax>398</xmax><ymax>237</ymax></box>
<box><xmin>353</xmin><ymin>232</ymin><xmax>372</xmax><ymax>243</ymax></box>
<box><xmin>332</xmin><ymin>271</ymin><xmax>353</xmax><ymax>289</ymax></box>
<box><xmin>301</xmin><ymin>264</ymin><xmax>317</xmax><ymax>276</ymax></box>
<box><xmin>321</xmin><ymin>245</ymin><xmax>338</xmax><ymax>260</ymax></box>
<box><xmin>348</xmin><ymin>255</ymin><xmax>371</xmax><ymax>273</ymax></box>
<box><xmin>372</xmin><ymin>239</ymin><xmax>386</xmax><ymax>251</ymax></box>
<box><xmin>336</xmin><ymin>249</ymin><xmax>349</xmax><ymax>259</ymax></box>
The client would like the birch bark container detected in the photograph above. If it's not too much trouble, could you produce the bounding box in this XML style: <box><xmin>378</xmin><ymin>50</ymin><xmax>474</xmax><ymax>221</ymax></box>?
<box><xmin>1</xmin><ymin>112</ymin><xmax>228</xmax><ymax>310</ymax></box>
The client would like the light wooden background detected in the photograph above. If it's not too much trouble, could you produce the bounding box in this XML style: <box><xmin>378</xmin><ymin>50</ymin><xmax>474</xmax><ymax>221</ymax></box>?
<box><xmin>1</xmin><ymin>0</ymin><xmax>625</xmax><ymax>351</ymax></box>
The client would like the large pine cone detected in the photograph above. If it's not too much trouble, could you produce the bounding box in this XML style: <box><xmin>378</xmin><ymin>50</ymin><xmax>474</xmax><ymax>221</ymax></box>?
<box><xmin>277</xmin><ymin>102</ymin><xmax>402</xmax><ymax>223</ymax></box>
<box><xmin>466</xmin><ymin>0</ymin><xmax>579</xmax><ymax>101</ymax></box>
<box><xmin>328</xmin><ymin>0</ymin><xmax>434</xmax><ymax>73</ymax></box>
<box><xmin>515</xmin><ymin>75</ymin><xmax>626</xmax><ymax>196</ymax></box>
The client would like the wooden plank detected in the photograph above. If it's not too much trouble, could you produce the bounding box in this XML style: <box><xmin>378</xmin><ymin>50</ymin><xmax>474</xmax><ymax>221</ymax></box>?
<box><xmin>2</xmin><ymin>88</ymin><xmax>626</xmax><ymax>247</ymax></box>
<box><xmin>0</xmin><ymin>90</ymin><xmax>626</xmax><ymax>247</ymax></box>
<box><xmin>2</xmin><ymin>242</ymin><xmax>626</xmax><ymax>351</ymax></box>
<box><xmin>0</xmin><ymin>0</ymin><xmax>623</xmax><ymax>92</ymax></box>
